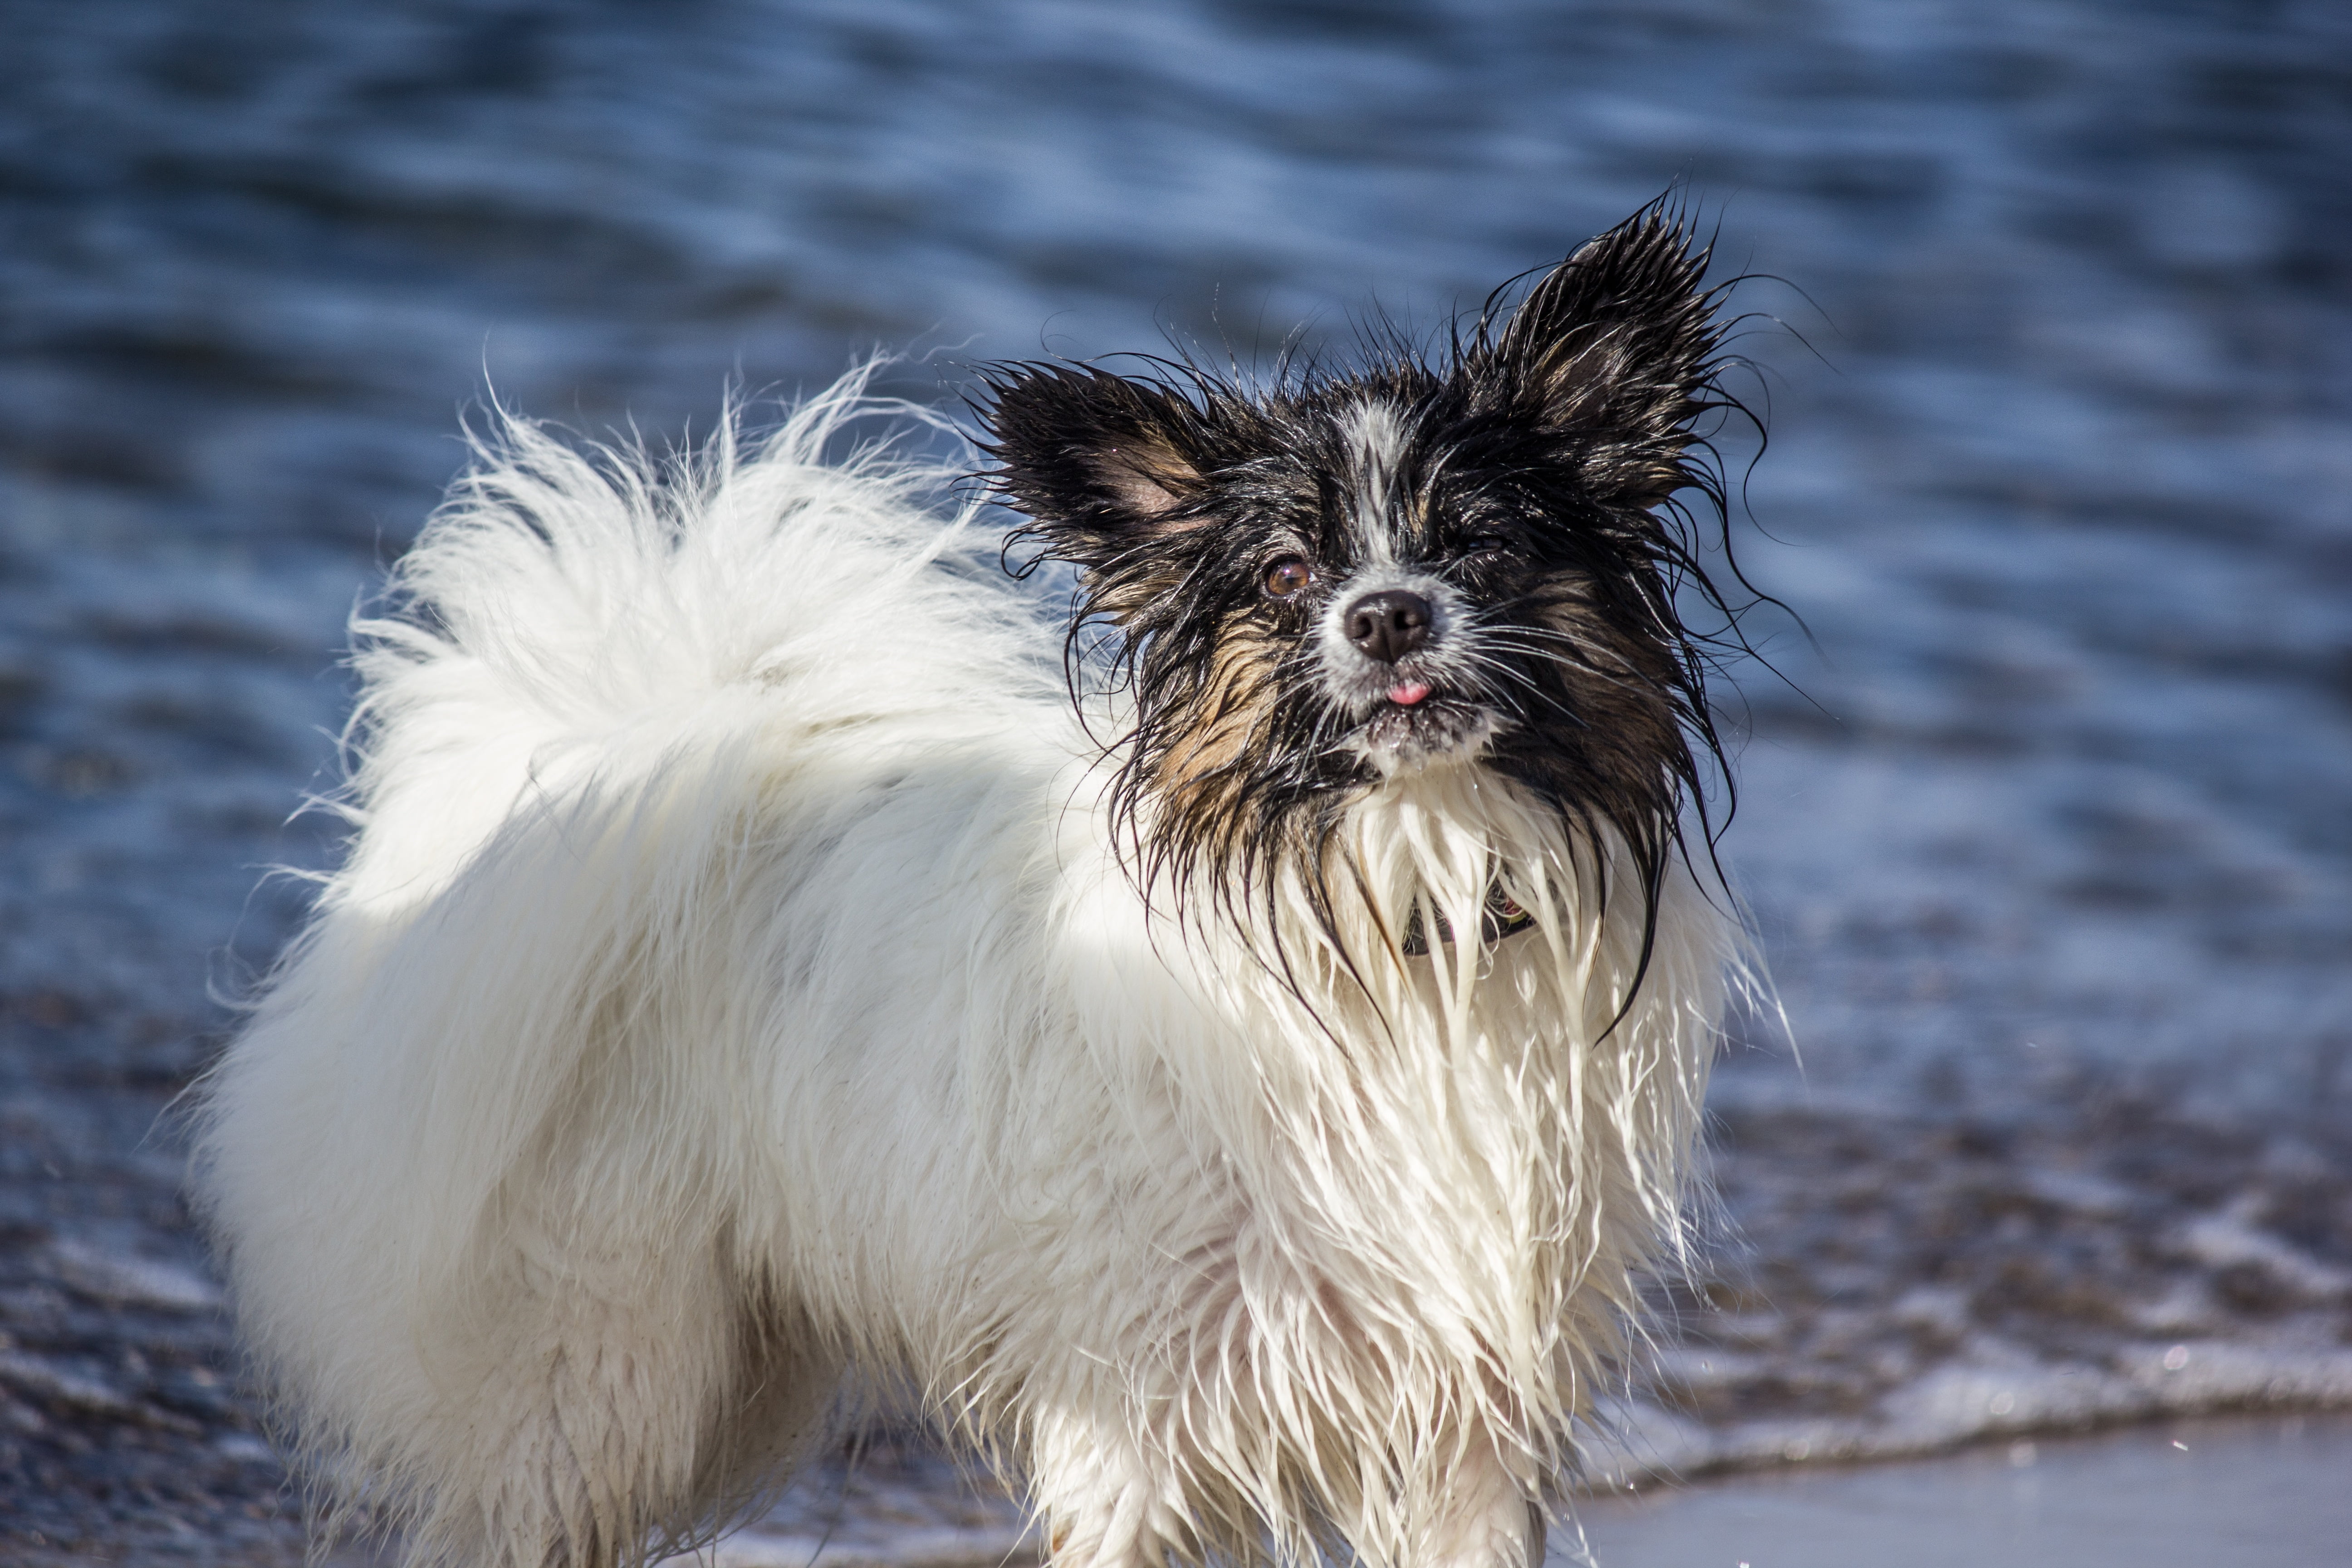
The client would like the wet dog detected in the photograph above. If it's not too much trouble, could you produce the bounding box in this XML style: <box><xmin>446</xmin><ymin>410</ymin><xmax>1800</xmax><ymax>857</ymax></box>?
<box><xmin>197</xmin><ymin>207</ymin><xmax>1752</xmax><ymax>1568</ymax></box>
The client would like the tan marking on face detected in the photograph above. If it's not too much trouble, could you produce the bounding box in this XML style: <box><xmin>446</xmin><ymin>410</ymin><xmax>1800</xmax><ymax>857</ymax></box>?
<box><xmin>1156</xmin><ymin>620</ymin><xmax>1284</xmax><ymax>795</ymax></box>
<box><xmin>1089</xmin><ymin>544</ymin><xmax>1208</xmax><ymax>624</ymax></box>
<box><xmin>1535</xmin><ymin>581</ymin><xmax>1681</xmax><ymax>754</ymax></box>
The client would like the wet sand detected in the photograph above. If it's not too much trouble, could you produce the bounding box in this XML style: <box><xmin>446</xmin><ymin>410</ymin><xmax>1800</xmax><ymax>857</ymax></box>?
<box><xmin>1568</xmin><ymin>1413</ymin><xmax>2352</xmax><ymax>1568</ymax></box>
<box><xmin>678</xmin><ymin>1415</ymin><xmax>2352</xmax><ymax>1568</ymax></box>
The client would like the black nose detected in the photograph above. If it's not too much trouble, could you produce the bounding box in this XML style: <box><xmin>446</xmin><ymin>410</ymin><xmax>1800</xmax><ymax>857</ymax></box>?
<box><xmin>1343</xmin><ymin>589</ymin><xmax>1433</xmax><ymax>664</ymax></box>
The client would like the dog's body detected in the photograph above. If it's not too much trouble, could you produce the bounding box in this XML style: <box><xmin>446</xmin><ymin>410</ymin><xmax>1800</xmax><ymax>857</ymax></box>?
<box><xmin>197</xmin><ymin>212</ymin><xmax>1751</xmax><ymax>1568</ymax></box>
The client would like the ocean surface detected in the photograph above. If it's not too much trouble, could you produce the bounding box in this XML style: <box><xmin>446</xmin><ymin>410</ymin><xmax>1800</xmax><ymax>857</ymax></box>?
<box><xmin>3</xmin><ymin>0</ymin><xmax>2348</xmax><ymax>1535</ymax></box>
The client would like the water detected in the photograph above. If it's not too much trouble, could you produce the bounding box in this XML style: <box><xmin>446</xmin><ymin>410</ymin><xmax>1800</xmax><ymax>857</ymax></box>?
<box><xmin>4</xmin><ymin>0</ymin><xmax>2348</xmax><ymax>1529</ymax></box>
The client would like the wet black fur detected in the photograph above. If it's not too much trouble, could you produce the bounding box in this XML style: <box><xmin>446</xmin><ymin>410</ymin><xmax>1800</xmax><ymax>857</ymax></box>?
<box><xmin>977</xmin><ymin>205</ymin><xmax>1762</xmax><ymax>989</ymax></box>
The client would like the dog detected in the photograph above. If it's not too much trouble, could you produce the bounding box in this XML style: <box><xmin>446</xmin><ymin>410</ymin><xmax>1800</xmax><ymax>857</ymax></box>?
<box><xmin>195</xmin><ymin>207</ymin><xmax>1754</xmax><ymax>1568</ymax></box>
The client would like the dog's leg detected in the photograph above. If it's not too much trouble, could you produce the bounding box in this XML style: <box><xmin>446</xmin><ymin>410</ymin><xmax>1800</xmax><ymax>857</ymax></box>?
<box><xmin>1419</xmin><ymin>1446</ymin><xmax>1545</xmax><ymax>1568</ymax></box>
<box><xmin>677</xmin><ymin>1308</ymin><xmax>844</xmax><ymax>1547</ymax></box>
<box><xmin>1024</xmin><ymin>1411</ymin><xmax>1193</xmax><ymax>1568</ymax></box>
<box><xmin>402</xmin><ymin>1254</ymin><xmax>833</xmax><ymax>1568</ymax></box>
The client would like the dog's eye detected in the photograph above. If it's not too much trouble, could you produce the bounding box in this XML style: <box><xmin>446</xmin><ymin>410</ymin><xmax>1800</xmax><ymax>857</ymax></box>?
<box><xmin>1261</xmin><ymin>558</ymin><xmax>1313</xmax><ymax>599</ymax></box>
<box><xmin>1462</xmin><ymin>534</ymin><xmax>1511</xmax><ymax>559</ymax></box>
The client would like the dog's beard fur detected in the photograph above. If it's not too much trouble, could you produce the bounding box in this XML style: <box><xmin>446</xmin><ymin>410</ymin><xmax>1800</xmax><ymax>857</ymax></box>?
<box><xmin>194</xmin><ymin>209</ymin><xmax>1757</xmax><ymax>1568</ymax></box>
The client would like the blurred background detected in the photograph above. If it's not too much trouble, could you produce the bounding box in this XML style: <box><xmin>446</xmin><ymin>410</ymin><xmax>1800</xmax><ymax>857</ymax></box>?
<box><xmin>1</xmin><ymin>1</ymin><xmax>2348</xmax><ymax>1562</ymax></box>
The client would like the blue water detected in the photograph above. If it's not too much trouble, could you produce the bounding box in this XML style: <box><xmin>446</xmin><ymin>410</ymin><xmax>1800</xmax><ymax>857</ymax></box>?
<box><xmin>2</xmin><ymin>0</ymin><xmax>2348</xmax><ymax>1464</ymax></box>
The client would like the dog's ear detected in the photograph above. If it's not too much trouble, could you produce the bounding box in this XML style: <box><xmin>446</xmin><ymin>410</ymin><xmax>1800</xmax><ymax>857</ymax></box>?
<box><xmin>1477</xmin><ymin>210</ymin><xmax>1721</xmax><ymax>506</ymax></box>
<box><xmin>978</xmin><ymin>365</ymin><xmax>1213</xmax><ymax>569</ymax></box>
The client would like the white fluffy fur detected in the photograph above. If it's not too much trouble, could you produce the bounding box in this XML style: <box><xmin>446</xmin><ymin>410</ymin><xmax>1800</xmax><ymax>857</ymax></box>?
<box><xmin>195</xmin><ymin>369</ymin><xmax>1740</xmax><ymax>1568</ymax></box>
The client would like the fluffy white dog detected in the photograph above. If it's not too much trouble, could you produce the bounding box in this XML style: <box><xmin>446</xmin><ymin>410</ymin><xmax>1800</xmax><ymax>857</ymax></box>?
<box><xmin>197</xmin><ymin>209</ymin><xmax>1751</xmax><ymax>1568</ymax></box>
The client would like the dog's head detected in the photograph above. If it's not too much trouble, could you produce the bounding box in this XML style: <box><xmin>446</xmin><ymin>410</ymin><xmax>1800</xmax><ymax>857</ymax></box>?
<box><xmin>980</xmin><ymin>208</ymin><xmax>1745</xmax><ymax>934</ymax></box>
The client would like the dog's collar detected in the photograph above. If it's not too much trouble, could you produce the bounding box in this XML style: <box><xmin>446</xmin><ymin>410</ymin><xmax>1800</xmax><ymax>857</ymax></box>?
<box><xmin>1401</xmin><ymin>887</ymin><xmax>1537</xmax><ymax>956</ymax></box>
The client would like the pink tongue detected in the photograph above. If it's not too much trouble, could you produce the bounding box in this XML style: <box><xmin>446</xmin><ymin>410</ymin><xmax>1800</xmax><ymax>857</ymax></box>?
<box><xmin>1388</xmin><ymin>681</ymin><xmax>1432</xmax><ymax>706</ymax></box>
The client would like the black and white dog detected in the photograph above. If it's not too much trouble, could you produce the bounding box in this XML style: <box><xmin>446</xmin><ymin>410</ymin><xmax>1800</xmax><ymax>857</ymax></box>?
<box><xmin>198</xmin><ymin>208</ymin><xmax>1754</xmax><ymax>1568</ymax></box>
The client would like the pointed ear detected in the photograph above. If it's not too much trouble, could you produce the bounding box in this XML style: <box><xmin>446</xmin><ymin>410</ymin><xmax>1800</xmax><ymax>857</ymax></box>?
<box><xmin>976</xmin><ymin>365</ymin><xmax>1211</xmax><ymax>568</ymax></box>
<box><xmin>1480</xmin><ymin>210</ymin><xmax>1721</xmax><ymax>505</ymax></box>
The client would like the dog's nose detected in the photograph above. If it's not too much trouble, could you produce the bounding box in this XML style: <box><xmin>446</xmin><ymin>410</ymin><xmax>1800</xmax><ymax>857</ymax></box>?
<box><xmin>1343</xmin><ymin>590</ymin><xmax>1433</xmax><ymax>664</ymax></box>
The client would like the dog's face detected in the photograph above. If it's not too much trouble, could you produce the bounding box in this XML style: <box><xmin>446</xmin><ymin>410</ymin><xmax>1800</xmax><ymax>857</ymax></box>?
<box><xmin>983</xmin><ymin>211</ymin><xmax>1735</xmax><ymax>916</ymax></box>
